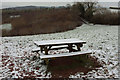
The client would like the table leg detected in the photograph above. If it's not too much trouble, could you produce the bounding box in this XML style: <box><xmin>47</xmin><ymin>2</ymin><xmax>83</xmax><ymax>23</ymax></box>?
<box><xmin>76</xmin><ymin>44</ymin><xmax>83</xmax><ymax>51</ymax></box>
<box><xmin>68</xmin><ymin>44</ymin><xmax>73</xmax><ymax>52</ymax></box>
<box><xmin>44</xmin><ymin>59</ymin><xmax>49</xmax><ymax>65</ymax></box>
<box><xmin>44</xmin><ymin>46</ymin><xmax>48</xmax><ymax>55</ymax></box>
<box><xmin>40</xmin><ymin>46</ymin><xmax>44</xmax><ymax>53</ymax></box>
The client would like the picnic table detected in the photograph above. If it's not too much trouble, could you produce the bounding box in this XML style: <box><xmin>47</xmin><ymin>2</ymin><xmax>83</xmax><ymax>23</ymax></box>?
<box><xmin>33</xmin><ymin>38</ymin><xmax>92</xmax><ymax>64</ymax></box>
<box><xmin>34</xmin><ymin>38</ymin><xmax>86</xmax><ymax>55</ymax></box>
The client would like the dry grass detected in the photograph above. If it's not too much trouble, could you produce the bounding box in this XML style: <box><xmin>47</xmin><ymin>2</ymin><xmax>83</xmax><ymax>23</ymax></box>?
<box><xmin>2</xmin><ymin>7</ymin><xmax>119</xmax><ymax>37</ymax></box>
<box><xmin>2</xmin><ymin>8</ymin><xmax>82</xmax><ymax>36</ymax></box>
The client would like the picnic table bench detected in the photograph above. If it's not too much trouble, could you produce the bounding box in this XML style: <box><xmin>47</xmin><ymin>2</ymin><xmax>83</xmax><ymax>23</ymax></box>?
<box><xmin>33</xmin><ymin>38</ymin><xmax>92</xmax><ymax>64</ymax></box>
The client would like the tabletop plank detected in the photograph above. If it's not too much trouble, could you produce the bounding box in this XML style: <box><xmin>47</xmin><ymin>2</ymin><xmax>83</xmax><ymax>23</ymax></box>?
<box><xmin>34</xmin><ymin>38</ymin><xmax>86</xmax><ymax>46</ymax></box>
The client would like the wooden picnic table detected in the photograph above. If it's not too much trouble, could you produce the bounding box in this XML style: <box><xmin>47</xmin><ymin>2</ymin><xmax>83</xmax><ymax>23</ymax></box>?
<box><xmin>34</xmin><ymin>38</ymin><xmax>86</xmax><ymax>55</ymax></box>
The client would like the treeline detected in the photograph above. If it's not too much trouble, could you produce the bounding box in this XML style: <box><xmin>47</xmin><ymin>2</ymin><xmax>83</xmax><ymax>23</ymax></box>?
<box><xmin>71</xmin><ymin>2</ymin><xmax>119</xmax><ymax>25</ymax></box>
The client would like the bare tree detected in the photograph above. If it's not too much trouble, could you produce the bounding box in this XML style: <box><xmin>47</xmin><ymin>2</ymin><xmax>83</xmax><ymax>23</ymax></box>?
<box><xmin>71</xmin><ymin>1</ymin><xmax>98</xmax><ymax>20</ymax></box>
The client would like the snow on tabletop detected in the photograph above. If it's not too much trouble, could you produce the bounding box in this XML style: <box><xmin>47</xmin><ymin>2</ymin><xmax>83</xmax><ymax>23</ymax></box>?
<box><xmin>34</xmin><ymin>38</ymin><xmax>86</xmax><ymax>46</ymax></box>
<box><xmin>1</xmin><ymin>24</ymin><xmax>118</xmax><ymax>78</ymax></box>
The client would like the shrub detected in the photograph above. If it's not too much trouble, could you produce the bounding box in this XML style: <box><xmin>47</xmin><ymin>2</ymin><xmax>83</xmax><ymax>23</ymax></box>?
<box><xmin>91</xmin><ymin>9</ymin><xmax>119</xmax><ymax>25</ymax></box>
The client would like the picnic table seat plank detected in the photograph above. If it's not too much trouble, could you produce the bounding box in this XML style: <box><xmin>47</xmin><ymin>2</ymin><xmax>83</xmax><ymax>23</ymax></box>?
<box><xmin>32</xmin><ymin>48</ymin><xmax>40</xmax><ymax>52</ymax></box>
<box><xmin>40</xmin><ymin>50</ymin><xmax>92</xmax><ymax>59</ymax></box>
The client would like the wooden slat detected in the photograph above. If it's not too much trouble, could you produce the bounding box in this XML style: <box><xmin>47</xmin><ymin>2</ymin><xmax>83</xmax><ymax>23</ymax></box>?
<box><xmin>51</xmin><ymin>45</ymin><xmax>68</xmax><ymax>48</ymax></box>
<box><xmin>32</xmin><ymin>48</ymin><xmax>40</xmax><ymax>52</ymax></box>
<box><xmin>40</xmin><ymin>50</ymin><xmax>92</xmax><ymax>59</ymax></box>
<box><xmin>34</xmin><ymin>39</ymin><xmax>86</xmax><ymax>46</ymax></box>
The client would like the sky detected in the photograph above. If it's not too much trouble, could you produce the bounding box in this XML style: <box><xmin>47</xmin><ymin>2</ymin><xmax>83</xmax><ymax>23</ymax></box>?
<box><xmin>1</xmin><ymin>0</ymin><xmax>120</xmax><ymax>9</ymax></box>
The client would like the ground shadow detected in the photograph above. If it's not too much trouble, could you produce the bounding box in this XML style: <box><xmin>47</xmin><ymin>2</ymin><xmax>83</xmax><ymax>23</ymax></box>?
<box><xmin>47</xmin><ymin>55</ymin><xmax>101</xmax><ymax>78</ymax></box>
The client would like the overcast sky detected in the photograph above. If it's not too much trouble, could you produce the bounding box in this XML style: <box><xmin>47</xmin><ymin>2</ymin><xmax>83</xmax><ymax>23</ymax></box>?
<box><xmin>1</xmin><ymin>0</ymin><xmax>120</xmax><ymax>9</ymax></box>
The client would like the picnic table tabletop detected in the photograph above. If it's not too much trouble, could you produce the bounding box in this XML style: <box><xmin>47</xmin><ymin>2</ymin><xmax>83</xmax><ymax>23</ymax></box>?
<box><xmin>34</xmin><ymin>38</ymin><xmax>86</xmax><ymax>46</ymax></box>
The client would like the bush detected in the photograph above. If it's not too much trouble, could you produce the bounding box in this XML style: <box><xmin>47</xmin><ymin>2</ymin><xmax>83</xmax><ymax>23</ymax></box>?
<box><xmin>90</xmin><ymin>9</ymin><xmax>119</xmax><ymax>25</ymax></box>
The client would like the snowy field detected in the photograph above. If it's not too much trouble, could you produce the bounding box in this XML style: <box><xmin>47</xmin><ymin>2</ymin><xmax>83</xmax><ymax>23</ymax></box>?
<box><xmin>1</xmin><ymin>24</ymin><xmax>118</xmax><ymax>78</ymax></box>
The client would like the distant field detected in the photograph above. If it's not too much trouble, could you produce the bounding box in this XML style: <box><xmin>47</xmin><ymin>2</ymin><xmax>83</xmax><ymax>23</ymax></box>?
<box><xmin>2</xmin><ymin>8</ymin><xmax>82</xmax><ymax>37</ymax></box>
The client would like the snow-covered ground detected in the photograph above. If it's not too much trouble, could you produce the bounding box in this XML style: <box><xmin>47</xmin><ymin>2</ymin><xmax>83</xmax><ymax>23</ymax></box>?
<box><xmin>0</xmin><ymin>24</ymin><xmax>12</xmax><ymax>30</ymax></box>
<box><xmin>1</xmin><ymin>24</ymin><xmax>118</xmax><ymax>78</ymax></box>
